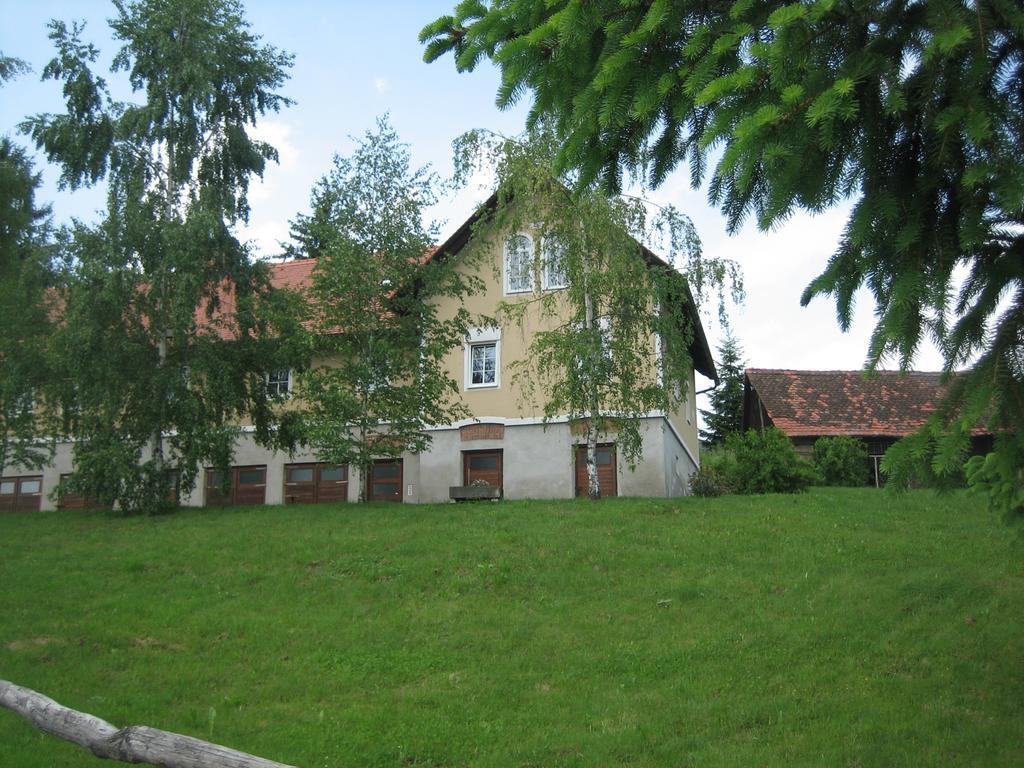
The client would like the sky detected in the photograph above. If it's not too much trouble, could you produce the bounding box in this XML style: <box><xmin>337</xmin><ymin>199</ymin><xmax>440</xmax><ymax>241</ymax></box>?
<box><xmin>0</xmin><ymin>0</ymin><xmax>948</xmax><ymax>414</ymax></box>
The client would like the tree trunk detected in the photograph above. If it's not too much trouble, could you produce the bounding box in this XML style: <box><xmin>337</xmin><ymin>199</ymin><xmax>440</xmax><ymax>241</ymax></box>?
<box><xmin>357</xmin><ymin>457</ymin><xmax>369</xmax><ymax>503</ymax></box>
<box><xmin>358</xmin><ymin>388</ymin><xmax>369</xmax><ymax>503</ymax></box>
<box><xmin>582</xmin><ymin>274</ymin><xmax>600</xmax><ymax>500</ymax></box>
<box><xmin>150</xmin><ymin>106</ymin><xmax>178</xmax><ymax>509</ymax></box>
<box><xmin>585</xmin><ymin>419</ymin><xmax>600</xmax><ymax>501</ymax></box>
<box><xmin>0</xmin><ymin>680</ymin><xmax>295</xmax><ymax>768</ymax></box>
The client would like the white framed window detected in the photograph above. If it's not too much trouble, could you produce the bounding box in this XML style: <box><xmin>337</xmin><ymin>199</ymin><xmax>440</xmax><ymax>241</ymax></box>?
<box><xmin>504</xmin><ymin>233</ymin><xmax>534</xmax><ymax>294</ymax></box>
<box><xmin>265</xmin><ymin>368</ymin><xmax>291</xmax><ymax>398</ymax></box>
<box><xmin>464</xmin><ymin>327</ymin><xmax>501</xmax><ymax>389</ymax></box>
<box><xmin>13</xmin><ymin>389</ymin><xmax>34</xmax><ymax>416</ymax></box>
<box><xmin>541</xmin><ymin>236</ymin><xmax>568</xmax><ymax>290</ymax></box>
<box><xmin>470</xmin><ymin>343</ymin><xmax>497</xmax><ymax>386</ymax></box>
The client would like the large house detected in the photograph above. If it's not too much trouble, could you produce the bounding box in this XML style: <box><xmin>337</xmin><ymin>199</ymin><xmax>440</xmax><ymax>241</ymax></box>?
<box><xmin>1</xmin><ymin>205</ymin><xmax>716</xmax><ymax>511</ymax></box>
<box><xmin>742</xmin><ymin>368</ymin><xmax>993</xmax><ymax>486</ymax></box>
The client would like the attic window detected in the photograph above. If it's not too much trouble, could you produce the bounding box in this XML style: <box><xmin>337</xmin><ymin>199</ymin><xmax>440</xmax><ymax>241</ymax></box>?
<box><xmin>265</xmin><ymin>369</ymin><xmax>291</xmax><ymax>398</ymax></box>
<box><xmin>542</xmin><ymin>236</ymin><xmax>568</xmax><ymax>290</ymax></box>
<box><xmin>505</xmin><ymin>233</ymin><xmax>533</xmax><ymax>294</ymax></box>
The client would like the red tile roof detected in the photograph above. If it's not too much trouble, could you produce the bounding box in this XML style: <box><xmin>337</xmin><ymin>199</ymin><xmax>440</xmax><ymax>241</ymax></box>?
<box><xmin>269</xmin><ymin>257</ymin><xmax>317</xmax><ymax>290</ymax></box>
<box><xmin>195</xmin><ymin>252</ymin><xmax>444</xmax><ymax>340</ymax></box>
<box><xmin>745</xmin><ymin>368</ymin><xmax>968</xmax><ymax>438</ymax></box>
<box><xmin>193</xmin><ymin>259</ymin><xmax>317</xmax><ymax>340</ymax></box>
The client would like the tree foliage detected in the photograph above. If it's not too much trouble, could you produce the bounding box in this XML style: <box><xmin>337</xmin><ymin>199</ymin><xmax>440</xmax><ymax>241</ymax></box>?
<box><xmin>813</xmin><ymin>435</ymin><xmax>870</xmax><ymax>487</ymax></box>
<box><xmin>422</xmin><ymin>0</ymin><xmax>1024</xmax><ymax>517</ymax></box>
<box><xmin>22</xmin><ymin>0</ymin><xmax>299</xmax><ymax>513</ymax></box>
<box><xmin>453</xmin><ymin>128</ymin><xmax>741</xmax><ymax>498</ymax></box>
<box><xmin>291</xmin><ymin>118</ymin><xmax>480</xmax><ymax>501</ymax></box>
<box><xmin>0</xmin><ymin>132</ymin><xmax>57</xmax><ymax>475</ymax></box>
<box><xmin>726</xmin><ymin>427</ymin><xmax>818</xmax><ymax>494</ymax></box>
<box><xmin>699</xmin><ymin>328</ymin><xmax>745</xmax><ymax>447</ymax></box>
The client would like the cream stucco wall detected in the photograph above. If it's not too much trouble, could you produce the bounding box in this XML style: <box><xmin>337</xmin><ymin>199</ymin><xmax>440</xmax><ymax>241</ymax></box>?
<box><xmin>431</xmin><ymin>227</ymin><xmax>701</xmax><ymax>469</ymax></box>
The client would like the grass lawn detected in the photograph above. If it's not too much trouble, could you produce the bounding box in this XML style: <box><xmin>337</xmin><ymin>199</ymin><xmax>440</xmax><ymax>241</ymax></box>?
<box><xmin>1</xmin><ymin>488</ymin><xmax>1022</xmax><ymax>767</ymax></box>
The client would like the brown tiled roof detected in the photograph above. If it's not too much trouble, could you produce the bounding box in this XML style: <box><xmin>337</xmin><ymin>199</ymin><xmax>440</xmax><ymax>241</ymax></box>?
<box><xmin>269</xmin><ymin>257</ymin><xmax>317</xmax><ymax>290</ymax></box>
<box><xmin>197</xmin><ymin>252</ymin><xmax>441</xmax><ymax>339</ymax></box>
<box><xmin>193</xmin><ymin>258</ymin><xmax>318</xmax><ymax>340</ymax></box>
<box><xmin>745</xmin><ymin>368</ymin><xmax>965</xmax><ymax>438</ymax></box>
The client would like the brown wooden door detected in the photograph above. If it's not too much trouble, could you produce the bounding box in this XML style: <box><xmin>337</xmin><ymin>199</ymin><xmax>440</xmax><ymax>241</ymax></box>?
<box><xmin>57</xmin><ymin>473</ymin><xmax>105</xmax><ymax>511</ymax></box>
<box><xmin>0</xmin><ymin>476</ymin><xmax>43</xmax><ymax>512</ymax></box>
<box><xmin>368</xmin><ymin>459</ymin><xmax>403</xmax><ymax>502</ymax></box>
<box><xmin>205</xmin><ymin>468</ymin><xmax>233</xmax><ymax>507</ymax></box>
<box><xmin>574</xmin><ymin>444</ymin><xmax>617</xmax><ymax>497</ymax></box>
<box><xmin>205</xmin><ymin>466</ymin><xmax>266</xmax><ymax>506</ymax></box>
<box><xmin>234</xmin><ymin>467</ymin><xmax>266</xmax><ymax>505</ymax></box>
<box><xmin>463</xmin><ymin>450</ymin><xmax>503</xmax><ymax>489</ymax></box>
<box><xmin>285</xmin><ymin>463</ymin><xmax>348</xmax><ymax>504</ymax></box>
<box><xmin>284</xmin><ymin>463</ymin><xmax>316</xmax><ymax>504</ymax></box>
<box><xmin>317</xmin><ymin>464</ymin><xmax>348</xmax><ymax>503</ymax></box>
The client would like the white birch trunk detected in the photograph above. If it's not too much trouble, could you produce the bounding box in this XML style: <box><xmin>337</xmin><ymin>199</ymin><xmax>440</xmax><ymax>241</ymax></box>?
<box><xmin>582</xmin><ymin>256</ymin><xmax>600</xmax><ymax>500</ymax></box>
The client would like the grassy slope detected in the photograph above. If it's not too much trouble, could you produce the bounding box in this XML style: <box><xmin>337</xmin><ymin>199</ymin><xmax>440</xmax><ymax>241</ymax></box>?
<box><xmin>1</xmin><ymin>489</ymin><xmax>1022</xmax><ymax>767</ymax></box>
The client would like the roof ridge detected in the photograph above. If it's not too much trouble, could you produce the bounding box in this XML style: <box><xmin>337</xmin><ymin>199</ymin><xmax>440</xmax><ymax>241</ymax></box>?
<box><xmin>745</xmin><ymin>367</ymin><xmax>947</xmax><ymax>376</ymax></box>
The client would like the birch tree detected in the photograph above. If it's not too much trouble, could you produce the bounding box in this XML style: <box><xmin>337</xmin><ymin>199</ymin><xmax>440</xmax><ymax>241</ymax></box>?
<box><xmin>454</xmin><ymin>129</ymin><xmax>741</xmax><ymax>498</ymax></box>
<box><xmin>0</xmin><ymin>56</ymin><xmax>58</xmax><ymax>477</ymax></box>
<box><xmin>290</xmin><ymin>118</ymin><xmax>480</xmax><ymax>501</ymax></box>
<box><xmin>22</xmin><ymin>0</ymin><xmax>300</xmax><ymax>513</ymax></box>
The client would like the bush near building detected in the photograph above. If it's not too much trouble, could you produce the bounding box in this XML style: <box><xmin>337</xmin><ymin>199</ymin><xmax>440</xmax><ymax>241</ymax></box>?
<box><xmin>813</xmin><ymin>436</ymin><xmax>871</xmax><ymax>487</ymax></box>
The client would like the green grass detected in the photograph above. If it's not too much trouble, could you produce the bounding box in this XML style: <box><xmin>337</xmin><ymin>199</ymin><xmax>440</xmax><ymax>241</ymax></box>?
<box><xmin>1</xmin><ymin>489</ymin><xmax>1022</xmax><ymax>767</ymax></box>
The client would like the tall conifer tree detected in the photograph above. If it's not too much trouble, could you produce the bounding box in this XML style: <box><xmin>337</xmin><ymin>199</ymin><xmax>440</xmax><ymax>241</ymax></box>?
<box><xmin>699</xmin><ymin>330</ymin><xmax>746</xmax><ymax>448</ymax></box>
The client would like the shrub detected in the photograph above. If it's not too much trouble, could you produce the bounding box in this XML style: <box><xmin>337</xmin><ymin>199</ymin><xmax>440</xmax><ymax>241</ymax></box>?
<box><xmin>689</xmin><ymin>464</ymin><xmax>731</xmax><ymax>497</ymax></box>
<box><xmin>726</xmin><ymin>428</ymin><xmax>819</xmax><ymax>494</ymax></box>
<box><xmin>691</xmin><ymin>446</ymin><xmax>739</xmax><ymax>496</ymax></box>
<box><xmin>813</xmin><ymin>435</ymin><xmax>870</xmax><ymax>486</ymax></box>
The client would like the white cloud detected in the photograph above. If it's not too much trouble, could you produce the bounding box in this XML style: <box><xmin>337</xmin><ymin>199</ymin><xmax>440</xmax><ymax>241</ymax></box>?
<box><xmin>374</xmin><ymin>77</ymin><xmax>390</xmax><ymax>95</ymax></box>
<box><xmin>240</xmin><ymin>219</ymin><xmax>290</xmax><ymax>261</ymax></box>
<box><xmin>244</xmin><ymin>120</ymin><xmax>300</xmax><ymax>207</ymax></box>
<box><xmin>640</xmin><ymin>172</ymin><xmax>946</xmax><ymax>376</ymax></box>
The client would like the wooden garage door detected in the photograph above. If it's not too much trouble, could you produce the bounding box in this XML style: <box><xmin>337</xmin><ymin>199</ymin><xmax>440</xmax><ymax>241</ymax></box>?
<box><xmin>574</xmin><ymin>444</ymin><xmax>617</xmax><ymax>498</ymax></box>
<box><xmin>0</xmin><ymin>476</ymin><xmax>43</xmax><ymax>512</ymax></box>
<box><xmin>58</xmin><ymin>473</ymin><xmax>104</xmax><ymax>511</ymax></box>
<box><xmin>463</xmin><ymin>450</ymin><xmax>503</xmax><ymax>490</ymax></box>
<box><xmin>367</xmin><ymin>459</ymin><xmax>403</xmax><ymax>503</ymax></box>
<box><xmin>284</xmin><ymin>463</ymin><xmax>348</xmax><ymax>504</ymax></box>
<box><xmin>205</xmin><ymin>466</ymin><xmax>267</xmax><ymax>507</ymax></box>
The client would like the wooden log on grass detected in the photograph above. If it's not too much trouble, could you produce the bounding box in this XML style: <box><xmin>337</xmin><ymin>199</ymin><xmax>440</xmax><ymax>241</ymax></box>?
<box><xmin>0</xmin><ymin>680</ymin><xmax>296</xmax><ymax>768</ymax></box>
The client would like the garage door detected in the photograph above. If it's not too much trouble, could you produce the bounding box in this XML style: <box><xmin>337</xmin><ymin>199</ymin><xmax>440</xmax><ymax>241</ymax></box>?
<box><xmin>284</xmin><ymin>463</ymin><xmax>348</xmax><ymax>504</ymax></box>
<box><xmin>57</xmin><ymin>474</ymin><xmax>104</xmax><ymax>511</ymax></box>
<box><xmin>0</xmin><ymin>476</ymin><xmax>43</xmax><ymax>512</ymax></box>
<box><xmin>205</xmin><ymin>466</ymin><xmax>267</xmax><ymax>507</ymax></box>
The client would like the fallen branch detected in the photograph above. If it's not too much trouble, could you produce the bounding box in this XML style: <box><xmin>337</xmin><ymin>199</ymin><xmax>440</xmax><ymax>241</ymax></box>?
<box><xmin>0</xmin><ymin>680</ymin><xmax>297</xmax><ymax>768</ymax></box>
